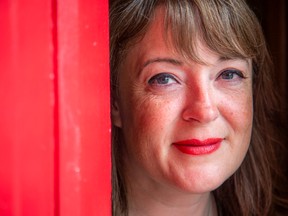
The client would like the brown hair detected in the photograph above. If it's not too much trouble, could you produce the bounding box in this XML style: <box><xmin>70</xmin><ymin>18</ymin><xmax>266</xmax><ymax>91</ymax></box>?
<box><xmin>110</xmin><ymin>0</ymin><xmax>284</xmax><ymax>215</ymax></box>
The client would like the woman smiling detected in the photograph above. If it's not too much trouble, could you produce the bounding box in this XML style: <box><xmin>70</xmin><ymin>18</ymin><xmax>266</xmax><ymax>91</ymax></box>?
<box><xmin>110</xmin><ymin>0</ymin><xmax>287</xmax><ymax>215</ymax></box>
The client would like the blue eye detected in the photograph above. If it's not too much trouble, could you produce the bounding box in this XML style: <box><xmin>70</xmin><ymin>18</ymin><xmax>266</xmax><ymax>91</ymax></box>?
<box><xmin>220</xmin><ymin>69</ymin><xmax>245</xmax><ymax>80</ymax></box>
<box><xmin>148</xmin><ymin>73</ymin><xmax>178</xmax><ymax>85</ymax></box>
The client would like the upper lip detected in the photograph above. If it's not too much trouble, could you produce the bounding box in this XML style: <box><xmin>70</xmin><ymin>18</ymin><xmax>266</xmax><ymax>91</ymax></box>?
<box><xmin>173</xmin><ymin>138</ymin><xmax>223</xmax><ymax>146</ymax></box>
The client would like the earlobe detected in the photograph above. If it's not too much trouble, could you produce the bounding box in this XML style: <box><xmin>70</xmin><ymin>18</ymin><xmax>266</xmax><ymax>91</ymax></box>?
<box><xmin>111</xmin><ymin>101</ymin><xmax>122</xmax><ymax>128</ymax></box>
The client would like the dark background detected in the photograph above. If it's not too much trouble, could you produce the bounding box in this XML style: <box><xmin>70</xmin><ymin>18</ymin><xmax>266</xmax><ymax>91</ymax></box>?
<box><xmin>248</xmin><ymin>0</ymin><xmax>287</xmax><ymax>113</ymax></box>
<box><xmin>248</xmin><ymin>0</ymin><xmax>288</xmax><ymax>194</ymax></box>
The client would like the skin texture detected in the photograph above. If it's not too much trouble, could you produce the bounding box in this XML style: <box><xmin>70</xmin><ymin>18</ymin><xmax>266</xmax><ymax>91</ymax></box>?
<box><xmin>112</xmin><ymin>7</ymin><xmax>253</xmax><ymax>216</ymax></box>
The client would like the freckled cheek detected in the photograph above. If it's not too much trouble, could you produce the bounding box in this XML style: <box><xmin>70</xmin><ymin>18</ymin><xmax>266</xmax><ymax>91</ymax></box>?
<box><xmin>221</xmin><ymin>93</ymin><xmax>253</xmax><ymax>131</ymax></box>
<box><xmin>123</xmin><ymin>94</ymin><xmax>179</xmax><ymax>137</ymax></box>
<box><xmin>119</xmin><ymin>96</ymin><xmax>170</xmax><ymax>160</ymax></box>
<box><xmin>134</xmin><ymin>101</ymin><xmax>166</xmax><ymax>133</ymax></box>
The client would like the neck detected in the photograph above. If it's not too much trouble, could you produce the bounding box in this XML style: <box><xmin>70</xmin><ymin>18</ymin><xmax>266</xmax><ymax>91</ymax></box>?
<box><xmin>126</xmin><ymin>178</ymin><xmax>218</xmax><ymax>216</ymax></box>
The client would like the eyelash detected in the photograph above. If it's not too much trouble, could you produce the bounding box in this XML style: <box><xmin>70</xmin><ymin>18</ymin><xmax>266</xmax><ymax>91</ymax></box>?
<box><xmin>148</xmin><ymin>69</ymin><xmax>246</xmax><ymax>87</ymax></box>
<box><xmin>148</xmin><ymin>73</ymin><xmax>178</xmax><ymax>86</ymax></box>
<box><xmin>218</xmin><ymin>69</ymin><xmax>246</xmax><ymax>80</ymax></box>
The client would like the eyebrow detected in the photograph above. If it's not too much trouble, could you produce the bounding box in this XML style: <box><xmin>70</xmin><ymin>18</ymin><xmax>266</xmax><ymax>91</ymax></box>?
<box><xmin>142</xmin><ymin>58</ymin><xmax>183</xmax><ymax>69</ymax></box>
<box><xmin>142</xmin><ymin>57</ymin><xmax>248</xmax><ymax>68</ymax></box>
<box><xmin>138</xmin><ymin>56</ymin><xmax>250</xmax><ymax>76</ymax></box>
<box><xmin>137</xmin><ymin>58</ymin><xmax>183</xmax><ymax>77</ymax></box>
<box><xmin>219</xmin><ymin>56</ymin><xmax>249</xmax><ymax>63</ymax></box>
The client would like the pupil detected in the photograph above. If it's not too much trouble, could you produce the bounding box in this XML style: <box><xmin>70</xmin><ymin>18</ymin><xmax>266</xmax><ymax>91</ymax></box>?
<box><xmin>224</xmin><ymin>72</ymin><xmax>233</xmax><ymax>79</ymax></box>
<box><xmin>159</xmin><ymin>76</ymin><xmax>168</xmax><ymax>84</ymax></box>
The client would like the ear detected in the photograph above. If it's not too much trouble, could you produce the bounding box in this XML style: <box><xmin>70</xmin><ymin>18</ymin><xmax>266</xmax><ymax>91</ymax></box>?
<box><xmin>111</xmin><ymin>100</ymin><xmax>122</xmax><ymax>128</ymax></box>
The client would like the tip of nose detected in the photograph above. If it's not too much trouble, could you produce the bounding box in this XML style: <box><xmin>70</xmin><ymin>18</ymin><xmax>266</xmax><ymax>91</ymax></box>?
<box><xmin>182</xmin><ymin>105</ymin><xmax>219</xmax><ymax>123</ymax></box>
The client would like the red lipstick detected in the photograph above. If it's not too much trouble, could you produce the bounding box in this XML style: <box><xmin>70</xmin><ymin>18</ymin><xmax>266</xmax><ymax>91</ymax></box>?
<box><xmin>173</xmin><ymin>138</ymin><xmax>223</xmax><ymax>155</ymax></box>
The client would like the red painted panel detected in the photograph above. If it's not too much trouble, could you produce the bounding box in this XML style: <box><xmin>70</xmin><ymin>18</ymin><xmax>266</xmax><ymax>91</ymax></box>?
<box><xmin>0</xmin><ymin>0</ymin><xmax>55</xmax><ymax>216</ymax></box>
<box><xmin>57</xmin><ymin>0</ymin><xmax>111</xmax><ymax>215</ymax></box>
<box><xmin>0</xmin><ymin>0</ymin><xmax>110</xmax><ymax>215</ymax></box>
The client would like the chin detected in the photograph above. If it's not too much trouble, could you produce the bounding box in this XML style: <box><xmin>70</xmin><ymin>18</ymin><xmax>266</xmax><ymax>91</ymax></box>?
<box><xmin>170</xmin><ymin>169</ymin><xmax>232</xmax><ymax>194</ymax></box>
<box><xmin>179</xmin><ymin>181</ymin><xmax>225</xmax><ymax>194</ymax></box>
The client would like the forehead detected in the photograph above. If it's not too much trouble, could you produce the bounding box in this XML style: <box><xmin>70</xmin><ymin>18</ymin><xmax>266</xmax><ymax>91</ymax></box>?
<box><xmin>126</xmin><ymin>5</ymin><xmax>250</xmax><ymax>65</ymax></box>
<box><xmin>122</xmin><ymin>7</ymin><xmax>250</xmax><ymax>71</ymax></box>
<box><xmin>120</xmin><ymin>17</ymin><xmax>251</xmax><ymax>77</ymax></box>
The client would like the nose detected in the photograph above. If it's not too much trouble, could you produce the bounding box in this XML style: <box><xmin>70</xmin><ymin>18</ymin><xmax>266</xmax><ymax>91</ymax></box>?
<box><xmin>182</xmin><ymin>85</ymin><xmax>219</xmax><ymax>124</ymax></box>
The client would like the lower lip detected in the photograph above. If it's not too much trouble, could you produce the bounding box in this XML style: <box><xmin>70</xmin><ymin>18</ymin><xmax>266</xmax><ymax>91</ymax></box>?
<box><xmin>174</xmin><ymin>142</ymin><xmax>221</xmax><ymax>155</ymax></box>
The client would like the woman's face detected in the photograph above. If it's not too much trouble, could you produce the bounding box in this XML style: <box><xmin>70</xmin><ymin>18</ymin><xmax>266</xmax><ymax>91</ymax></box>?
<box><xmin>112</xmin><ymin>10</ymin><xmax>253</xmax><ymax>194</ymax></box>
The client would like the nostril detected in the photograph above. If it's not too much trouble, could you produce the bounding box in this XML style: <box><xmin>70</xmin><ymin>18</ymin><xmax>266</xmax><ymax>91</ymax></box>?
<box><xmin>182</xmin><ymin>102</ymin><xmax>219</xmax><ymax>123</ymax></box>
